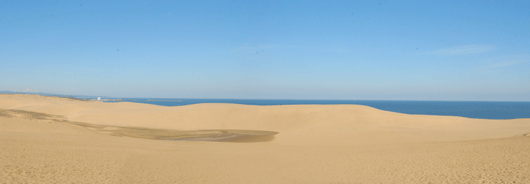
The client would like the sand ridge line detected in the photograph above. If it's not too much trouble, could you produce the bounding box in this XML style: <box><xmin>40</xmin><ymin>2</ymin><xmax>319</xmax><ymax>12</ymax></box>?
<box><xmin>3</xmin><ymin>94</ymin><xmax>530</xmax><ymax>145</ymax></box>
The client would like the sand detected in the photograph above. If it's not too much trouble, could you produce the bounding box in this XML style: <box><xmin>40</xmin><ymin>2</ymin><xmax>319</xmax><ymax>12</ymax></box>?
<box><xmin>1</xmin><ymin>94</ymin><xmax>530</xmax><ymax>183</ymax></box>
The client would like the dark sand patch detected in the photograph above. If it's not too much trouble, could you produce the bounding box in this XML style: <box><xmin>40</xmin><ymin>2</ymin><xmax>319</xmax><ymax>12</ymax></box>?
<box><xmin>0</xmin><ymin>109</ymin><xmax>14</xmax><ymax>118</ymax></box>
<box><xmin>72</xmin><ymin>122</ymin><xmax>278</xmax><ymax>143</ymax></box>
<box><xmin>0</xmin><ymin>109</ymin><xmax>63</xmax><ymax>120</ymax></box>
<box><xmin>0</xmin><ymin>109</ymin><xmax>278</xmax><ymax>143</ymax></box>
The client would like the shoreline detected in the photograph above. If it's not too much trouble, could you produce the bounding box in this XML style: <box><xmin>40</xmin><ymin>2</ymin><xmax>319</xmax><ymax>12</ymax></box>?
<box><xmin>2</xmin><ymin>94</ymin><xmax>530</xmax><ymax>183</ymax></box>
<box><xmin>3</xmin><ymin>93</ymin><xmax>530</xmax><ymax>120</ymax></box>
<box><xmin>2</xmin><ymin>94</ymin><xmax>530</xmax><ymax>144</ymax></box>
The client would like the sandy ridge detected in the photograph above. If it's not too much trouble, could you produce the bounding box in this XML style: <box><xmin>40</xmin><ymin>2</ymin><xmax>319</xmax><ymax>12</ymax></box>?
<box><xmin>1</xmin><ymin>94</ymin><xmax>530</xmax><ymax>145</ymax></box>
<box><xmin>2</xmin><ymin>94</ymin><xmax>530</xmax><ymax>183</ymax></box>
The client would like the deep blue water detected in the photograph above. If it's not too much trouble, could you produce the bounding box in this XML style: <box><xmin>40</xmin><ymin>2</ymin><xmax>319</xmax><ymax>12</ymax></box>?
<box><xmin>108</xmin><ymin>99</ymin><xmax>530</xmax><ymax>120</ymax></box>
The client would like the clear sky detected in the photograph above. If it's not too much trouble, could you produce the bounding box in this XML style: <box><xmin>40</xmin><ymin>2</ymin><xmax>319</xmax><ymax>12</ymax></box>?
<box><xmin>1</xmin><ymin>1</ymin><xmax>529</xmax><ymax>101</ymax></box>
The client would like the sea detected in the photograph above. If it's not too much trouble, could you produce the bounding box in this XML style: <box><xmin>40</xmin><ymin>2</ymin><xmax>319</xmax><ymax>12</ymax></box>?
<box><xmin>106</xmin><ymin>98</ymin><xmax>530</xmax><ymax>120</ymax></box>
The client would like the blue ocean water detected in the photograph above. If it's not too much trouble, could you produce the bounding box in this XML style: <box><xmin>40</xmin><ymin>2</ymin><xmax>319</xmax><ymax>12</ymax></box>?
<box><xmin>108</xmin><ymin>99</ymin><xmax>530</xmax><ymax>120</ymax></box>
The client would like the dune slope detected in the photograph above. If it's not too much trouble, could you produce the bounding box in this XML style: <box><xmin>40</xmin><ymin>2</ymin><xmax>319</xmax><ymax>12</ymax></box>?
<box><xmin>1</xmin><ymin>94</ymin><xmax>530</xmax><ymax>183</ymax></box>
<box><xmin>1</xmin><ymin>94</ymin><xmax>530</xmax><ymax>145</ymax></box>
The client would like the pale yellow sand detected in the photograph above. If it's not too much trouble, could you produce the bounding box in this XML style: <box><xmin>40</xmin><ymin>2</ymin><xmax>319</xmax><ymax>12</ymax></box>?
<box><xmin>1</xmin><ymin>94</ymin><xmax>530</xmax><ymax>183</ymax></box>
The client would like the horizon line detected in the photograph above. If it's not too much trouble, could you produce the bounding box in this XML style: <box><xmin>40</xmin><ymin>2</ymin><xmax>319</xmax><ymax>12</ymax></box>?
<box><xmin>1</xmin><ymin>91</ymin><xmax>529</xmax><ymax>103</ymax></box>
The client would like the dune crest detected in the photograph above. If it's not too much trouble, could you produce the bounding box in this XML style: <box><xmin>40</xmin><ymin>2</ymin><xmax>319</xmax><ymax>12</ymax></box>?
<box><xmin>3</xmin><ymin>94</ymin><xmax>530</xmax><ymax>183</ymax></box>
<box><xmin>2</xmin><ymin>94</ymin><xmax>530</xmax><ymax>145</ymax></box>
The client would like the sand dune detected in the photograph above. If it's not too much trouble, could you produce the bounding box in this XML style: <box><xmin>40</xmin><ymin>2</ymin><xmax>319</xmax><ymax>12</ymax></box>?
<box><xmin>2</xmin><ymin>94</ymin><xmax>529</xmax><ymax>145</ymax></box>
<box><xmin>1</xmin><ymin>94</ymin><xmax>530</xmax><ymax>183</ymax></box>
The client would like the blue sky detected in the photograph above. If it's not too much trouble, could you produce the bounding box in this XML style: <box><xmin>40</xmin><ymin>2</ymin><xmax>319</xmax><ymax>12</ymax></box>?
<box><xmin>1</xmin><ymin>1</ymin><xmax>529</xmax><ymax>100</ymax></box>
